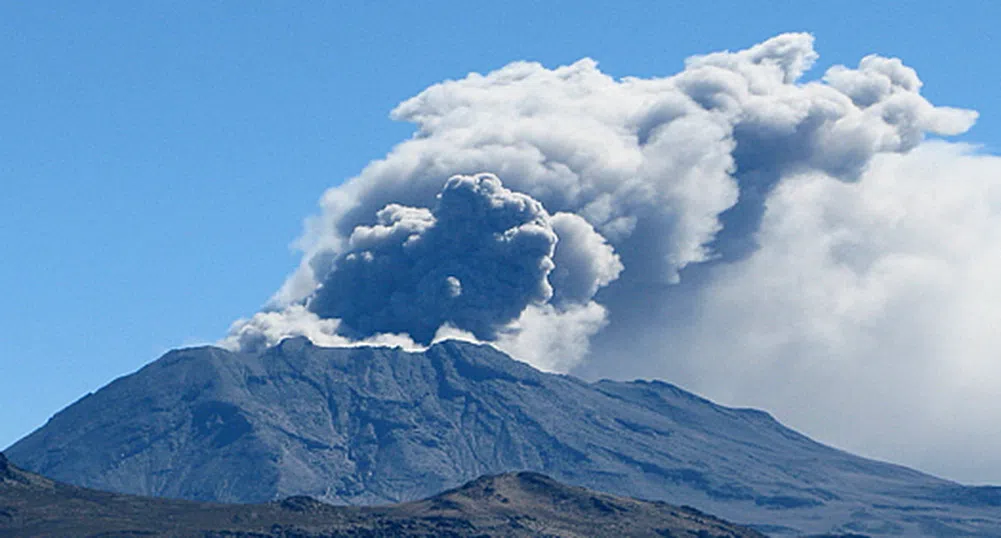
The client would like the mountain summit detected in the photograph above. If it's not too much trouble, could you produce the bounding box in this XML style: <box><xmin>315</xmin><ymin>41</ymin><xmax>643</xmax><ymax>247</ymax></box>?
<box><xmin>7</xmin><ymin>338</ymin><xmax>1001</xmax><ymax>536</ymax></box>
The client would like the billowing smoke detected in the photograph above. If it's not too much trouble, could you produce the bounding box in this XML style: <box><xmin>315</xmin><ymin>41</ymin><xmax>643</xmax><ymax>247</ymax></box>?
<box><xmin>307</xmin><ymin>172</ymin><xmax>619</xmax><ymax>345</ymax></box>
<box><xmin>222</xmin><ymin>173</ymin><xmax>621</xmax><ymax>364</ymax></box>
<box><xmin>221</xmin><ymin>33</ymin><xmax>1001</xmax><ymax>483</ymax></box>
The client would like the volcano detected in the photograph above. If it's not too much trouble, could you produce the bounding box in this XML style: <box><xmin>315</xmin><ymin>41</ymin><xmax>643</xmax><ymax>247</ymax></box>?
<box><xmin>8</xmin><ymin>338</ymin><xmax>1001</xmax><ymax>536</ymax></box>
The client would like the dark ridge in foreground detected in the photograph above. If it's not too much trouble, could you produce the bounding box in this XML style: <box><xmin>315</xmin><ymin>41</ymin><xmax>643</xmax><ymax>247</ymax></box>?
<box><xmin>0</xmin><ymin>454</ymin><xmax>763</xmax><ymax>538</ymax></box>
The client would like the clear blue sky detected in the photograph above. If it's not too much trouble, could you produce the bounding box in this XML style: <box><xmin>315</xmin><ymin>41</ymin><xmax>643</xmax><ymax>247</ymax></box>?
<box><xmin>2</xmin><ymin>2</ymin><xmax>998</xmax><ymax>455</ymax></box>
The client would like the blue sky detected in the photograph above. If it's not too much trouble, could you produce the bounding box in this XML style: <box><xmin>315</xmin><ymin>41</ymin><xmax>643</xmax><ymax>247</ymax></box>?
<box><xmin>2</xmin><ymin>1</ymin><xmax>999</xmax><ymax>477</ymax></box>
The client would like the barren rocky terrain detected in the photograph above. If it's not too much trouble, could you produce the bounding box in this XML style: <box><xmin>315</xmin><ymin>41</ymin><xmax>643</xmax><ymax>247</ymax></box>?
<box><xmin>0</xmin><ymin>451</ymin><xmax>765</xmax><ymax>537</ymax></box>
<box><xmin>9</xmin><ymin>339</ymin><xmax>1001</xmax><ymax>535</ymax></box>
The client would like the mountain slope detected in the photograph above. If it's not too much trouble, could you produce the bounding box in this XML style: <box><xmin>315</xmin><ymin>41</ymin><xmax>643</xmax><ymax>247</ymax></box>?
<box><xmin>8</xmin><ymin>338</ymin><xmax>1001</xmax><ymax>536</ymax></box>
<box><xmin>0</xmin><ymin>453</ymin><xmax>766</xmax><ymax>538</ymax></box>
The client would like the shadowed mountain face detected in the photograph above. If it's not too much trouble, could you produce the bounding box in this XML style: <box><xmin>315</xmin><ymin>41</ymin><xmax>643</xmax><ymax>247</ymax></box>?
<box><xmin>7</xmin><ymin>339</ymin><xmax>1001</xmax><ymax>536</ymax></box>
<box><xmin>0</xmin><ymin>458</ymin><xmax>766</xmax><ymax>538</ymax></box>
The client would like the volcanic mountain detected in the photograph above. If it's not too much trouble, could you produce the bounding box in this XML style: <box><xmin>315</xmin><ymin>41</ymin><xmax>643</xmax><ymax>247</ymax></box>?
<box><xmin>7</xmin><ymin>338</ymin><xmax>1001</xmax><ymax>536</ymax></box>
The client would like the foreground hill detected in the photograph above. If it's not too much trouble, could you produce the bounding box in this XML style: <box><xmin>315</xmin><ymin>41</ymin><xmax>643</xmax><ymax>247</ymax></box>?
<box><xmin>0</xmin><ymin>452</ymin><xmax>763</xmax><ymax>537</ymax></box>
<box><xmin>8</xmin><ymin>338</ymin><xmax>1001</xmax><ymax>535</ymax></box>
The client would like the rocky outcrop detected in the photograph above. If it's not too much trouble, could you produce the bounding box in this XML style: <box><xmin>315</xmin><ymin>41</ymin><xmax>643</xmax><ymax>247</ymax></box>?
<box><xmin>0</xmin><ymin>459</ymin><xmax>766</xmax><ymax>538</ymax></box>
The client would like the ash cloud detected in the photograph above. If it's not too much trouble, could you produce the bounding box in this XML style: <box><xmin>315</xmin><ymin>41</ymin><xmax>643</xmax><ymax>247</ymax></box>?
<box><xmin>307</xmin><ymin>172</ymin><xmax>607</xmax><ymax>344</ymax></box>
<box><xmin>225</xmin><ymin>172</ymin><xmax>621</xmax><ymax>362</ymax></box>
<box><xmin>222</xmin><ymin>33</ymin><xmax>1001</xmax><ymax>483</ymax></box>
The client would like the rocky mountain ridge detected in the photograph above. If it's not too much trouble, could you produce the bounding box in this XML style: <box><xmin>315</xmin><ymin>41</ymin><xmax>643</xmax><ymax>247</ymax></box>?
<box><xmin>0</xmin><ymin>454</ymin><xmax>766</xmax><ymax>537</ymax></box>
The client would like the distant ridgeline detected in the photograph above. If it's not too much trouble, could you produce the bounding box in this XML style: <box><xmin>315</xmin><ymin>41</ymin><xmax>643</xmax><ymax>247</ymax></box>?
<box><xmin>0</xmin><ymin>454</ymin><xmax>770</xmax><ymax>538</ymax></box>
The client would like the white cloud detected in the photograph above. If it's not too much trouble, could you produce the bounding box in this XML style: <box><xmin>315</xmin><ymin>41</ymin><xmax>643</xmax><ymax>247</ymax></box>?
<box><xmin>643</xmin><ymin>143</ymin><xmax>1001</xmax><ymax>484</ymax></box>
<box><xmin>220</xmin><ymin>33</ymin><xmax>1001</xmax><ymax>483</ymax></box>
